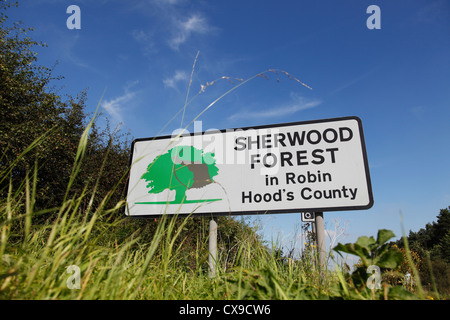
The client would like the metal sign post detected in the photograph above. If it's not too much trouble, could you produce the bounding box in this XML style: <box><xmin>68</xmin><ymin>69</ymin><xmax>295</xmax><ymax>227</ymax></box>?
<box><xmin>315</xmin><ymin>212</ymin><xmax>326</xmax><ymax>275</ymax></box>
<box><xmin>302</xmin><ymin>211</ymin><xmax>325</xmax><ymax>273</ymax></box>
<box><xmin>208</xmin><ymin>218</ymin><xmax>218</xmax><ymax>278</ymax></box>
<box><xmin>125</xmin><ymin>117</ymin><xmax>374</xmax><ymax>278</ymax></box>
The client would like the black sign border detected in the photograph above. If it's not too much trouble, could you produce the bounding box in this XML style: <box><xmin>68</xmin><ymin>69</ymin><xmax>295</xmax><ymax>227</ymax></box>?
<box><xmin>124</xmin><ymin>116</ymin><xmax>374</xmax><ymax>218</ymax></box>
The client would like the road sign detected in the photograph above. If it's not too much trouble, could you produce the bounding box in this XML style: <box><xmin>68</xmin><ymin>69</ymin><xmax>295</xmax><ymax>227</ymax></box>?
<box><xmin>301</xmin><ymin>212</ymin><xmax>315</xmax><ymax>222</ymax></box>
<box><xmin>125</xmin><ymin>116</ymin><xmax>373</xmax><ymax>217</ymax></box>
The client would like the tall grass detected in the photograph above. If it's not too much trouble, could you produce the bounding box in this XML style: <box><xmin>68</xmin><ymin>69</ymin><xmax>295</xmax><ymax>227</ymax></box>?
<box><xmin>0</xmin><ymin>64</ymin><xmax>435</xmax><ymax>300</ymax></box>
<box><xmin>0</xmin><ymin>126</ymin><xmax>341</xmax><ymax>300</ymax></box>
<box><xmin>0</xmin><ymin>147</ymin><xmax>433</xmax><ymax>300</ymax></box>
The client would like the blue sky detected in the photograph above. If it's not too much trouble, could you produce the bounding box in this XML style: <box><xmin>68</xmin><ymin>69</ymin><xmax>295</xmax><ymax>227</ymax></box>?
<box><xmin>6</xmin><ymin>0</ymin><xmax>450</xmax><ymax>257</ymax></box>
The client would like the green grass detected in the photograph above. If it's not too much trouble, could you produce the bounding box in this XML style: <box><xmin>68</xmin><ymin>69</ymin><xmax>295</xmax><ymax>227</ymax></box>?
<box><xmin>0</xmin><ymin>139</ymin><xmax>432</xmax><ymax>300</ymax></box>
<box><xmin>0</xmin><ymin>67</ymin><xmax>440</xmax><ymax>300</ymax></box>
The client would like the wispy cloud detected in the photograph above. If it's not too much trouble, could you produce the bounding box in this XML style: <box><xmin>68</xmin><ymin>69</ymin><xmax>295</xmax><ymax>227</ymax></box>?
<box><xmin>168</xmin><ymin>14</ymin><xmax>211</xmax><ymax>50</ymax></box>
<box><xmin>153</xmin><ymin>0</ymin><xmax>185</xmax><ymax>6</ymax></box>
<box><xmin>329</xmin><ymin>69</ymin><xmax>376</xmax><ymax>95</ymax></box>
<box><xmin>228</xmin><ymin>93</ymin><xmax>321</xmax><ymax>121</ymax></box>
<box><xmin>101</xmin><ymin>81</ymin><xmax>139</xmax><ymax>124</ymax></box>
<box><xmin>416</xmin><ymin>0</ymin><xmax>450</xmax><ymax>25</ymax></box>
<box><xmin>163</xmin><ymin>70</ymin><xmax>188</xmax><ymax>90</ymax></box>
<box><xmin>129</xmin><ymin>1</ymin><xmax>216</xmax><ymax>51</ymax></box>
<box><xmin>131</xmin><ymin>29</ymin><xmax>151</xmax><ymax>43</ymax></box>
<box><xmin>131</xmin><ymin>29</ymin><xmax>156</xmax><ymax>55</ymax></box>
<box><xmin>47</xmin><ymin>29</ymin><xmax>91</xmax><ymax>69</ymax></box>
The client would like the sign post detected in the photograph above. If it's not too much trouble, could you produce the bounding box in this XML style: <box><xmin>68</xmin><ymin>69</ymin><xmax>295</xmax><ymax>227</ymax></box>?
<box><xmin>315</xmin><ymin>212</ymin><xmax>326</xmax><ymax>275</ymax></box>
<box><xmin>125</xmin><ymin>116</ymin><xmax>373</xmax><ymax>275</ymax></box>
<box><xmin>208</xmin><ymin>218</ymin><xmax>218</xmax><ymax>278</ymax></box>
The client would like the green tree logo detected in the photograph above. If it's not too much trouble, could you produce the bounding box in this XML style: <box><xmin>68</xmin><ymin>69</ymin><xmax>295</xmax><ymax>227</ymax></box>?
<box><xmin>137</xmin><ymin>146</ymin><xmax>221</xmax><ymax>204</ymax></box>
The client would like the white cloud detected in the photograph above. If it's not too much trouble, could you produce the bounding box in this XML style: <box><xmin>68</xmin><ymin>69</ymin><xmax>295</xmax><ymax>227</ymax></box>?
<box><xmin>154</xmin><ymin>0</ymin><xmax>184</xmax><ymax>5</ymax></box>
<box><xmin>101</xmin><ymin>82</ymin><xmax>138</xmax><ymax>124</ymax></box>
<box><xmin>131</xmin><ymin>29</ymin><xmax>156</xmax><ymax>56</ymax></box>
<box><xmin>416</xmin><ymin>0</ymin><xmax>450</xmax><ymax>25</ymax></box>
<box><xmin>129</xmin><ymin>1</ymin><xmax>215</xmax><ymax>51</ymax></box>
<box><xmin>228</xmin><ymin>94</ymin><xmax>321</xmax><ymax>121</ymax></box>
<box><xmin>168</xmin><ymin>14</ymin><xmax>210</xmax><ymax>50</ymax></box>
<box><xmin>329</xmin><ymin>69</ymin><xmax>375</xmax><ymax>95</ymax></box>
<box><xmin>182</xmin><ymin>14</ymin><xmax>209</xmax><ymax>33</ymax></box>
<box><xmin>50</xmin><ymin>30</ymin><xmax>91</xmax><ymax>69</ymax></box>
<box><xmin>163</xmin><ymin>70</ymin><xmax>188</xmax><ymax>89</ymax></box>
<box><xmin>131</xmin><ymin>29</ymin><xmax>150</xmax><ymax>43</ymax></box>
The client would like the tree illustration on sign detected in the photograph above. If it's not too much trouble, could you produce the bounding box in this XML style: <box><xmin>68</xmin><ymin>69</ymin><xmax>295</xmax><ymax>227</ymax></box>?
<box><xmin>138</xmin><ymin>146</ymin><xmax>221</xmax><ymax>204</ymax></box>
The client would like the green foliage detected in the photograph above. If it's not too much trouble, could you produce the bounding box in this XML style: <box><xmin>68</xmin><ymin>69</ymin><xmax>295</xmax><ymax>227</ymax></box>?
<box><xmin>395</xmin><ymin>206</ymin><xmax>450</xmax><ymax>296</ymax></box>
<box><xmin>1</xmin><ymin>1</ymin><xmax>446</xmax><ymax>300</ymax></box>
<box><xmin>0</xmin><ymin>127</ymin><xmax>439</xmax><ymax>300</ymax></box>
<box><xmin>0</xmin><ymin>115</ymin><xmax>262</xmax><ymax>299</ymax></box>
<box><xmin>2</xmin><ymin>128</ymin><xmax>431</xmax><ymax>300</ymax></box>
<box><xmin>334</xmin><ymin>229</ymin><xmax>404</xmax><ymax>269</ymax></box>
<box><xmin>421</xmin><ymin>258</ymin><xmax>450</xmax><ymax>296</ymax></box>
<box><xmin>0</xmin><ymin>3</ymin><xmax>272</xmax><ymax>300</ymax></box>
<box><xmin>0</xmin><ymin>1</ymin><xmax>130</xmax><ymax>216</ymax></box>
<box><xmin>438</xmin><ymin>231</ymin><xmax>450</xmax><ymax>264</ymax></box>
<box><xmin>0</xmin><ymin>0</ymin><xmax>82</xmax><ymax>209</ymax></box>
<box><xmin>401</xmin><ymin>207</ymin><xmax>450</xmax><ymax>260</ymax></box>
<box><xmin>332</xmin><ymin>229</ymin><xmax>422</xmax><ymax>299</ymax></box>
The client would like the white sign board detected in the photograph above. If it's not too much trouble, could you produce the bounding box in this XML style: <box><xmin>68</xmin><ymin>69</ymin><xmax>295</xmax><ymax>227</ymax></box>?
<box><xmin>125</xmin><ymin>116</ymin><xmax>373</xmax><ymax>217</ymax></box>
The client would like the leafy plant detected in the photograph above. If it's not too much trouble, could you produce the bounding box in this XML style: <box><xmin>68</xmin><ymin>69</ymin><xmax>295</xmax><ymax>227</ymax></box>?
<box><xmin>334</xmin><ymin>229</ymin><xmax>404</xmax><ymax>269</ymax></box>
<box><xmin>332</xmin><ymin>229</ymin><xmax>424</xmax><ymax>299</ymax></box>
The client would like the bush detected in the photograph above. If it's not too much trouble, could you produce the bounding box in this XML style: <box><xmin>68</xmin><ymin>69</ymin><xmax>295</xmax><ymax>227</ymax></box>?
<box><xmin>420</xmin><ymin>258</ymin><xmax>450</xmax><ymax>296</ymax></box>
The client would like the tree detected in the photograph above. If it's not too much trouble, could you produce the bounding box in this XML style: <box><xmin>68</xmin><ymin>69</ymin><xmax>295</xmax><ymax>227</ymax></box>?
<box><xmin>0</xmin><ymin>1</ymin><xmax>130</xmax><ymax>215</ymax></box>
<box><xmin>438</xmin><ymin>231</ymin><xmax>450</xmax><ymax>264</ymax></box>
<box><xmin>76</xmin><ymin>117</ymin><xmax>131</xmax><ymax>212</ymax></box>
<box><xmin>433</xmin><ymin>208</ymin><xmax>450</xmax><ymax>246</ymax></box>
<box><xmin>0</xmin><ymin>2</ymin><xmax>266</xmax><ymax>277</ymax></box>
<box><xmin>0</xmin><ymin>1</ymin><xmax>84</xmax><ymax>208</ymax></box>
<box><xmin>394</xmin><ymin>206</ymin><xmax>450</xmax><ymax>295</ymax></box>
<box><xmin>141</xmin><ymin>146</ymin><xmax>219</xmax><ymax>203</ymax></box>
<box><xmin>398</xmin><ymin>206</ymin><xmax>450</xmax><ymax>261</ymax></box>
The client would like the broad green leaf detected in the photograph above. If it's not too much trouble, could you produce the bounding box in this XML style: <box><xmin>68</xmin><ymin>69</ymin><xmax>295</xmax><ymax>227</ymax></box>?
<box><xmin>333</xmin><ymin>243</ymin><xmax>354</xmax><ymax>255</ymax></box>
<box><xmin>374</xmin><ymin>250</ymin><xmax>404</xmax><ymax>269</ymax></box>
<box><xmin>355</xmin><ymin>236</ymin><xmax>375</xmax><ymax>250</ymax></box>
<box><xmin>376</xmin><ymin>229</ymin><xmax>396</xmax><ymax>246</ymax></box>
<box><xmin>388</xmin><ymin>285</ymin><xmax>417</xmax><ymax>300</ymax></box>
<box><xmin>373</xmin><ymin>243</ymin><xmax>390</xmax><ymax>262</ymax></box>
<box><xmin>333</xmin><ymin>243</ymin><xmax>370</xmax><ymax>266</ymax></box>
